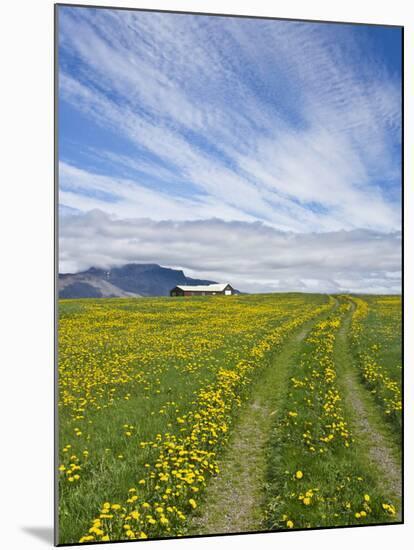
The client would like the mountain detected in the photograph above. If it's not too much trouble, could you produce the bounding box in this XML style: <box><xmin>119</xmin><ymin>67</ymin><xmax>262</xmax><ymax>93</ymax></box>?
<box><xmin>59</xmin><ymin>273</ymin><xmax>141</xmax><ymax>299</ymax></box>
<box><xmin>58</xmin><ymin>263</ymin><xmax>217</xmax><ymax>298</ymax></box>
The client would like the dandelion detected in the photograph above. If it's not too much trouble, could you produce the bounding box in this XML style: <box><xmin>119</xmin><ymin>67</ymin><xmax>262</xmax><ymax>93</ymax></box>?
<box><xmin>64</xmin><ymin>295</ymin><xmax>345</xmax><ymax>541</ymax></box>
<box><xmin>382</xmin><ymin>503</ymin><xmax>396</xmax><ymax>516</ymax></box>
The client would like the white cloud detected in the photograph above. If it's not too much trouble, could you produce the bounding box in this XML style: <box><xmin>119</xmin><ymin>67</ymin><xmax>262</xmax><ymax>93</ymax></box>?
<box><xmin>58</xmin><ymin>9</ymin><xmax>401</xmax><ymax>234</ymax></box>
<box><xmin>57</xmin><ymin>8</ymin><xmax>402</xmax><ymax>293</ymax></box>
<box><xmin>59</xmin><ymin>161</ymin><xmax>258</xmax><ymax>223</ymax></box>
<box><xmin>59</xmin><ymin>210</ymin><xmax>401</xmax><ymax>294</ymax></box>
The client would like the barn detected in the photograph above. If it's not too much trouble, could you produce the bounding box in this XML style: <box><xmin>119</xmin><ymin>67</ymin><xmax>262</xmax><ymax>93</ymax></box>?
<box><xmin>170</xmin><ymin>283</ymin><xmax>235</xmax><ymax>297</ymax></box>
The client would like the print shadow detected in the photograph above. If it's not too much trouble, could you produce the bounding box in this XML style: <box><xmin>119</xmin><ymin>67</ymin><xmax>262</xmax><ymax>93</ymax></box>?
<box><xmin>22</xmin><ymin>526</ymin><xmax>54</xmax><ymax>544</ymax></box>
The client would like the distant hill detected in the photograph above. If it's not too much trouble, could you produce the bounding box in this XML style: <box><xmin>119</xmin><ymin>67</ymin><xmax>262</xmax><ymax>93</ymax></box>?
<box><xmin>58</xmin><ymin>263</ymin><xmax>216</xmax><ymax>298</ymax></box>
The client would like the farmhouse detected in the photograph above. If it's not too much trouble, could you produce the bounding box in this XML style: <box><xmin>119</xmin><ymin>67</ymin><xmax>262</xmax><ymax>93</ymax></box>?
<box><xmin>170</xmin><ymin>283</ymin><xmax>235</xmax><ymax>297</ymax></box>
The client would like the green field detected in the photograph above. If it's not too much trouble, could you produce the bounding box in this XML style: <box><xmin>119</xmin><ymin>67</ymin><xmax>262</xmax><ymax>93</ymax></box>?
<box><xmin>57</xmin><ymin>293</ymin><xmax>402</xmax><ymax>544</ymax></box>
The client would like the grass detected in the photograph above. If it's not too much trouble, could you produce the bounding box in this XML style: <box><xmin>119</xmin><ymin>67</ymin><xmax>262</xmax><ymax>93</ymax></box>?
<box><xmin>57</xmin><ymin>293</ymin><xmax>402</xmax><ymax>543</ymax></box>
<box><xmin>348</xmin><ymin>295</ymin><xmax>402</xmax><ymax>433</ymax></box>
<box><xmin>264</xmin><ymin>297</ymin><xmax>400</xmax><ymax>531</ymax></box>
<box><xmin>335</xmin><ymin>309</ymin><xmax>402</xmax><ymax>509</ymax></box>
<box><xmin>58</xmin><ymin>293</ymin><xmax>329</xmax><ymax>544</ymax></box>
<box><xmin>360</xmin><ymin>296</ymin><xmax>402</xmax><ymax>379</ymax></box>
<box><xmin>188</xmin><ymin>307</ymin><xmax>336</xmax><ymax>536</ymax></box>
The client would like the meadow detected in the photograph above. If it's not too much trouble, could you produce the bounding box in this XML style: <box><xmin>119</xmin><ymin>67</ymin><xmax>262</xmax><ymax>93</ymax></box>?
<box><xmin>57</xmin><ymin>293</ymin><xmax>402</xmax><ymax>544</ymax></box>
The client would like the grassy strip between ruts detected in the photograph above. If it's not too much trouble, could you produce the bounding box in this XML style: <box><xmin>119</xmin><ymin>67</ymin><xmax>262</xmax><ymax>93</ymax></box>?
<box><xmin>187</xmin><ymin>307</ymin><xmax>336</xmax><ymax>535</ymax></box>
<box><xmin>265</xmin><ymin>297</ymin><xmax>398</xmax><ymax>531</ymax></box>
<box><xmin>348</xmin><ymin>296</ymin><xmax>402</xmax><ymax>434</ymax></box>
<box><xmin>78</xmin><ymin>298</ymin><xmax>335</xmax><ymax>543</ymax></box>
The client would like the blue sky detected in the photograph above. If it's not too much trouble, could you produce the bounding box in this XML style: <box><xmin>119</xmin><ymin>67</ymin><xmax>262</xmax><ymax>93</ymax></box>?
<box><xmin>58</xmin><ymin>7</ymin><xmax>402</xmax><ymax>293</ymax></box>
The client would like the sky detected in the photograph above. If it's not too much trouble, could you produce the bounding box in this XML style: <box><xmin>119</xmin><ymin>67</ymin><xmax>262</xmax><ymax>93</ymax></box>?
<box><xmin>58</xmin><ymin>6</ymin><xmax>402</xmax><ymax>294</ymax></box>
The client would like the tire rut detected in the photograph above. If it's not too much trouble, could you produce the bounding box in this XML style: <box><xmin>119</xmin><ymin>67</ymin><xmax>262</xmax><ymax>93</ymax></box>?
<box><xmin>336</xmin><ymin>304</ymin><xmax>402</xmax><ymax>507</ymax></box>
<box><xmin>188</xmin><ymin>316</ymin><xmax>326</xmax><ymax>536</ymax></box>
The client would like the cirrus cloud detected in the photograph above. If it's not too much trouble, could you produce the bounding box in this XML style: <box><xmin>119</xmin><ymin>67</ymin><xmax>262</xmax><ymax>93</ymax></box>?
<box><xmin>58</xmin><ymin>7</ymin><xmax>402</xmax><ymax>292</ymax></box>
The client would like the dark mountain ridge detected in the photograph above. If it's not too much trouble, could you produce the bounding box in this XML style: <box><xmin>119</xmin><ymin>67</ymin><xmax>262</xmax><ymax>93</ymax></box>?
<box><xmin>59</xmin><ymin>263</ymin><xmax>216</xmax><ymax>298</ymax></box>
